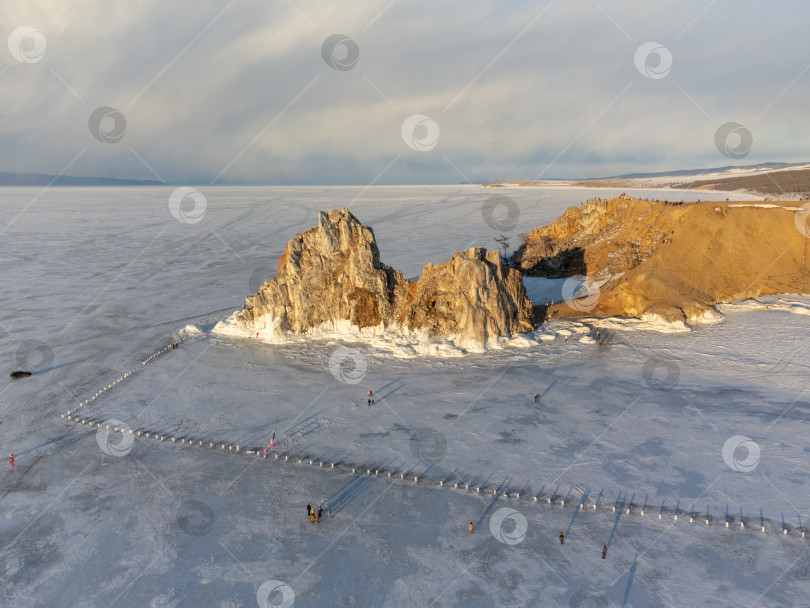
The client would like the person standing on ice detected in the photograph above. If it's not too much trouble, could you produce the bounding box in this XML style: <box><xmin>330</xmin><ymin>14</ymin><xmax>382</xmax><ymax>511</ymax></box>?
<box><xmin>317</xmin><ymin>506</ymin><xmax>323</xmax><ymax>522</ymax></box>
<box><xmin>8</xmin><ymin>454</ymin><xmax>13</xmax><ymax>467</ymax></box>
<box><xmin>559</xmin><ymin>531</ymin><xmax>565</xmax><ymax>545</ymax></box>
<box><xmin>534</xmin><ymin>394</ymin><xmax>539</xmax><ymax>404</ymax></box>
<box><xmin>602</xmin><ymin>545</ymin><xmax>607</xmax><ymax>559</ymax></box>
<box><xmin>310</xmin><ymin>511</ymin><xmax>315</xmax><ymax>523</ymax></box>
<box><xmin>469</xmin><ymin>522</ymin><xmax>473</xmax><ymax>535</ymax></box>
<box><xmin>368</xmin><ymin>389</ymin><xmax>372</xmax><ymax>398</ymax></box>
<box><xmin>272</xmin><ymin>430</ymin><xmax>276</xmax><ymax>441</ymax></box>
<box><xmin>307</xmin><ymin>503</ymin><xmax>312</xmax><ymax>517</ymax></box>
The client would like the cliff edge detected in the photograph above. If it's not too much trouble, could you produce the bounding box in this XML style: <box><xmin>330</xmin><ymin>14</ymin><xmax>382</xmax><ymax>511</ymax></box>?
<box><xmin>512</xmin><ymin>196</ymin><xmax>810</xmax><ymax>322</ymax></box>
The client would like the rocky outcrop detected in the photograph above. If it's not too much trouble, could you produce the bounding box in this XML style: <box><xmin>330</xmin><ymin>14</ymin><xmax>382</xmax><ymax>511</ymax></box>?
<box><xmin>400</xmin><ymin>247</ymin><xmax>534</xmax><ymax>346</ymax></box>
<box><xmin>513</xmin><ymin>196</ymin><xmax>810</xmax><ymax>322</ymax></box>
<box><xmin>512</xmin><ymin>195</ymin><xmax>661</xmax><ymax>280</ymax></box>
<box><xmin>238</xmin><ymin>208</ymin><xmax>533</xmax><ymax>345</ymax></box>
<box><xmin>242</xmin><ymin>208</ymin><xmax>407</xmax><ymax>333</ymax></box>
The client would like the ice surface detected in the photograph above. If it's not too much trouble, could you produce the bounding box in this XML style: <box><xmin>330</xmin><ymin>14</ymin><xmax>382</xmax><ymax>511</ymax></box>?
<box><xmin>522</xmin><ymin>276</ymin><xmax>568</xmax><ymax>305</ymax></box>
<box><xmin>2</xmin><ymin>186</ymin><xmax>809</xmax><ymax>607</ymax></box>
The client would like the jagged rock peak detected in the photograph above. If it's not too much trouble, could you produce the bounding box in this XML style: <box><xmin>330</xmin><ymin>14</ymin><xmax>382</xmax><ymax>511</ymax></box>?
<box><xmin>242</xmin><ymin>208</ymin><xmax>405</xmax><ymax>333</ymax></box>
<box><xmin>237</xmin><ymin>209</ymin><xmax>534</xmax><ymax>346</ymax></box>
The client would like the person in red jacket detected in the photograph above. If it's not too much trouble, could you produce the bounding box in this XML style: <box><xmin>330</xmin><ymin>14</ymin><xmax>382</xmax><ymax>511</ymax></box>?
<box><xmin>9</xmin><ymin>454</ymin><xmax>14</xmax><ymax>467</ymax></box>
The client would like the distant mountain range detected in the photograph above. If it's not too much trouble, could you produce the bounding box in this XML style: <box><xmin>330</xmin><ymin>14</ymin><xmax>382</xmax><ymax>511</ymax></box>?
<box><xmin>593</xmin><ymin>162</ymin><xmax>795</xmax><ymax>180</ymax></box>
<box><xmin>0</xmin><ymin>172</ymin><xmax>163</xmax><ymax>186</ymax></box>
<box><xmin>485</xmin><ymin>162</ymin><xmax>810</xmax><ymax>197</ymax></box>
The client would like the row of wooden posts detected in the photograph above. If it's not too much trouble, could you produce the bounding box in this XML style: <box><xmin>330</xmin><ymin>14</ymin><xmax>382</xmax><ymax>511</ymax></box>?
<box><xmin>61</xmin><ymin>339</ymin><xmax>807</xmax><ymax>540</ymax></box>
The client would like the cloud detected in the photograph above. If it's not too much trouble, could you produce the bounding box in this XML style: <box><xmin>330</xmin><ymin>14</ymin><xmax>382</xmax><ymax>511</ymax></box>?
<box><xmin>1</xmin><ymin>0</ymin><xmax>809</xmax><ymax>183</ymax></box>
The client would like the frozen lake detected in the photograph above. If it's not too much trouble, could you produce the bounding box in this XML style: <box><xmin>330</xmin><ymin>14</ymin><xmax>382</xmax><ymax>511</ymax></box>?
<box><xmin>2</xmin><ymin>185</ymin><xmax>809</xmax><ymax>607</ymax></box>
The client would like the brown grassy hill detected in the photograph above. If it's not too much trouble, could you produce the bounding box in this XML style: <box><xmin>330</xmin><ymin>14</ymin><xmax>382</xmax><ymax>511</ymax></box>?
<box><xmin>511</xmin><ymin>196</ymin><xmax>810</xmax><ymax>323</ymax></box>
<box><xmin>676</xmin><ymin>169</ymin><xmax>810</xmax><ymax>197</ymax></box>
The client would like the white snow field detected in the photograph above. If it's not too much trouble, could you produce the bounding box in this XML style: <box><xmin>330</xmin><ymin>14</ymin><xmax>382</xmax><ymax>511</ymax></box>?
<box><xmin>2</xmin><ymin>185</ymin><xmax>809</xmax><ymax>607</ymax></box>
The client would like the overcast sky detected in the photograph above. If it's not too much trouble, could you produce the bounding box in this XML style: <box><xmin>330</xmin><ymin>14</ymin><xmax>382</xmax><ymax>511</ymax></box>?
<box><xmin>2</xmin><ymin>1</ymin><xmax>809</xmax><ymax>184</ymax></box>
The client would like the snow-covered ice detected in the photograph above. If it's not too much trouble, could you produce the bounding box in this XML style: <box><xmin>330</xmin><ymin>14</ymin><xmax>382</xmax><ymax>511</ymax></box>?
<box><xmin>2</xmin><ymin>186</ymin><xmax>809</xmax><ymax>607</ymax></box>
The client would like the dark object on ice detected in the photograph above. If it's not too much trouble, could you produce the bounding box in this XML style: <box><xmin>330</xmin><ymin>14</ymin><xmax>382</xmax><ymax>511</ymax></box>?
<box><xmin>10</xmin><ymin>370</ymin><xmax>32</xmax><ymax>379</ymax></box>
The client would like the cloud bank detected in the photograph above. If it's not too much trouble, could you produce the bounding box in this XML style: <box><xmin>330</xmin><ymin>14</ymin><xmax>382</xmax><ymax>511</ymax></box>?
<box><xmin>2</xmin><ymin>0</ymin><xmax>809</xmax><ymax>184</ymax></box>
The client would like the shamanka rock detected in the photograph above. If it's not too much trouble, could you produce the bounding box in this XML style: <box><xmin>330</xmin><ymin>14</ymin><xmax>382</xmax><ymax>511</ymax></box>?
<box><xmin>237</xmin><ymin>208</ymin><xmax>533</xmax><ymax>346</ymax></box>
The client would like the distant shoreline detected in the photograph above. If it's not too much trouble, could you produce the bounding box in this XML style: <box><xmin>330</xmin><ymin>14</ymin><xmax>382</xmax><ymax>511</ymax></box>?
<box><xmin>484</xmin><ymin>165</ymin><xmax>810</xmax><ymax>200</ymax></box>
